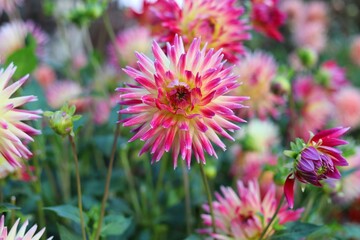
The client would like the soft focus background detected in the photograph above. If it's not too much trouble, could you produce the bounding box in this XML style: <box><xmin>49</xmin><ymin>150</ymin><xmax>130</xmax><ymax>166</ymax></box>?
<box><xmin>1</xmin><ymin>0</ymin><xmax>360</xmax><ymax>239</ymax></box>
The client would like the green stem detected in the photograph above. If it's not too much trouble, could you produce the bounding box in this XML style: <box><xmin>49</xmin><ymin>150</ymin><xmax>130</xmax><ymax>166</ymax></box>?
<box><xmin>259</xmin><ymin>194</ymin><xmax>285</xmax><ymax>240</ymax></box>
<box><xmin>155</xmin><ymin>158</ymin><xmax>167</xmax><ymax>197</ymax></box>
<box><xmin>32</xmin><ymin>155</ymin><xmax>47</xmax><ymax>239</ymax></box>
<box><xmin>144</xmin><ymin>158</ymin><xmax>156</xmax><ymax>230</ymax></box>
<box><xmin>103</xmin><ymin>11</ymin><xmax>122</xmax><ymax>64</ymax></box>
<box><xmin>301</xmin><ymin>193</ymin><xmax>316</xmax><ymax>221</ymax></box>
<box><xmin>10</xmin><ymin>196</ymin><xmax>16</xmax><ymax>225</ymax></box>
<box><xmin>181</xmin><ymin>161</ymin><xmax>192</xmax><ymax>235</ymax></box>
<box><xmin>120</xmin><ymin>148</ymin><xmax>141</xmax><ymax>217</ymax></box>
<box><xmin>94</xmin><ymin>120</ymin><xmax>121</xmax><ymax>240</ymax></box>
<box><xmin>199</xmin><ymin>163</ymin><xmax>216</xmax><ymax>234</ymax></box>
<box><xmin>68</xmin><ymin>135</ymin><xmax>87</xmax><ymax>240</ymax></box>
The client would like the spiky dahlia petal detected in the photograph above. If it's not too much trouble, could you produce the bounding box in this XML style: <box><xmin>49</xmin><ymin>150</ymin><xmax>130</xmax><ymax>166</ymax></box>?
<box><xmin>0</xmin><ymin>215</ymin><xmax>52</xmax><ymax>240</ymax></box>
<box><xmin>0</xmin><ymin>64</ymin><xmax>41</xmax><ymax>169</ymax></box>
<box><xmin>119</xmin><ymin>36</ymin><xmax>247</xmax><ymax>168</ymax></box>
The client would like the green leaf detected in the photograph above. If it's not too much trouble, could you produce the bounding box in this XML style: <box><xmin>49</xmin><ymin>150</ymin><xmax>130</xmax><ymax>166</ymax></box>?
<box><xmin>58</xmin><ymin>224</ymin><xmax>82</xmax><ymax>240</ymax></box>
<box><xmin>271</xmin><ymin>222</ymin><xmax>322</xmax><ymax>240</ymax></box>
<box><xmin>0</xmin><ymin>203</ymin><xmax>20</xmax><ymax>213</ymax></box>
<box><xmin>340</xmin><ymin>224</ymin><xmax>360</xmax><ymax>238</ymax></box>
<box><xmin>100</xmin><ymin>215</ymin><xmax>132</xmax><ymax>237</ymax></box>
<box><xmin>5</xmin><ymin>34</ymin><xmax>38</xmax><ymax>79</ymax></box>
<box><xmin>45</xmin><ymin>205</ymin><xmax>89</xmax><ymax>224</ymax></box>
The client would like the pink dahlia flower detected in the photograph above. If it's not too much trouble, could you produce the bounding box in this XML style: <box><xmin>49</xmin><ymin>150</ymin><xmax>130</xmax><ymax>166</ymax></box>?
<box><xmin>118</xmin><ymin>36</ymin><xmax>248</xmax><ymax>168</ymax></box>
<box><xmin>0</xmin><ymin>0</ymin><xmax>23</xmax><ymax>15</ymax></box>
<box><xmin>0</xmin><ymin>64</ymin><xmax>41</xmax><ymax>167</ymax></box>
<box><xmin>200</xmin><ymin>180</ymin><xmax>303</xmax><ymax>239</ymax></box>
<box><xmin>291</xmin><ymin>76</ymin><xmax>332</xmax><ymax>140</ymax></box>
<box><xmin>318</xmin><ymin>60</ymin><xmax>348</xmax><ymax>91</ymax></box>
<box><xmin>45</xmin><ymin>80</ymin><xmax>83</xmax><ymax>109</ymax></box>
<box><xmin>147</xmin><ymin>0</ymin><xmax>251</xmax><ymax>63</ymax></box>
<box><xmin>333</xmin><ymin>87</ymin><xmax>360</xmax><ymax>129</ymax></box>
<box><xmin>0</xmin><ymin>20</ymin><xmax>48</xmax><ymax>62</ymax></box>
<box><xmin>251</xmin><ymin>0</ymin><xmax>286</xmax><ymax>41</ymax></box>
<box><xmin>234</xmin><ymin>51</ymin><xmax>283</xmax><ymax>119</ymax></box>
<box><xmin>0</xmin><ymin>215</ymin><xmax>52</xmax><ymax>240</ymax></box>
<box><xmin>284</xmin><ymin>127</ymin><xmax>349</xmax><ymax>208</ymax></box>
<box><xmin>350</xmin><ymin>36</ymin><xmax>360</xmax><ymax>67</ymax></box>
<box><xmin>108</xmin><ymin>26</ymin><xmax>152</xmax><ymax>68</ymax></box>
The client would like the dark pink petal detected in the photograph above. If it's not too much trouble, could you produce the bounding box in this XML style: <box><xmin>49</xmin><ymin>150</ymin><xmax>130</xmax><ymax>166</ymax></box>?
<box><xmin>284</xmin><ymin>174</ymin><xmax>295</xmax><ymax>209</ymax></box>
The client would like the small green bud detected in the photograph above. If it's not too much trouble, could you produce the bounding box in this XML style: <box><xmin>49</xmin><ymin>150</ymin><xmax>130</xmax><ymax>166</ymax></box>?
<box><xmin>271</xmin><ymin>75</ymin><xmax>291</xmax><ymax>95</ymax></box>
<box><xmin>204</xmin><ymin>164</ymin><xmax>217</xmax><ymax>179</ymax></box>
<box><xmin>297</xmin><ymin>48</ymin><xmax>318</xmax><ymax>68</ymax></box>
<box><xmin>315</xmin><ymin>69</ymin><xmax>331</xmax><ymax>87</ymax></box>
<box><xmin>44</xmin><ymin>104</ymin><xmax>81</xmax><ymax>137</ymax></box>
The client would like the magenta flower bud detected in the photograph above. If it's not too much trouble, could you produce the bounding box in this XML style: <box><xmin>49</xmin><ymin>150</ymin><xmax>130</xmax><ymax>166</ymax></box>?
<box><xmin>284</xmin><ymin>127</ymin><xmax>349</xmax><ymax>208</ymax></box>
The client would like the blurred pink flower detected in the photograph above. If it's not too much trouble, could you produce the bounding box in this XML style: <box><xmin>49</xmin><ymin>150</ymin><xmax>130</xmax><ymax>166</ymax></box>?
<box><xmin>285</xmin><ymin>0</ymin><xmax>328</xmax><ymax>53</ymax></box>
<box><xmin>45</xmin><ymin>80</ymin><xmax>83</xmax><ymax>109</ymax></box>
<box><xmin>231</xmin><ymin>150</ymin><xmax>277</xmax><ymax>186</ymax></box>
<box><xmin>284</xmin><ymin>127</ymin><xmax>349</xmax><ymax>208</ymax></box>
<box><xmin>129</xmin><ymin>0</ymin><xmax>174</xmax><ymax>35</ymax></box>
<box><xmin>72</xmin><ymin>53</ymin><xmax>87</xmax><ymax>70</ymax></box>
<box><xmin>148</xmin><ymin>0</ymin><xmax>251</xmax><ymax>63</ymax></box>
<box><xmin>0</xmin><ymin>20</ymin><xmax>47</xmax><ymax>61</ymax></box>
<box><xmin>0</xmin><ymin>215</ymin><xmax>52</xmax><ymax>240</ymax></box>
<box><xmin>291</xmin><ymin>76</ymin><xmax>332</xmax><ymax>140</ymax></box>
<box><xmin>91</xmin><ymin>98</ymin><xmax>111</xmax><ymax>125</ymax></box>
<box><xmin>200</xmin><ymin>180</ymin><xmax>303</xmax><ymax>239</ymax></box>
<box><xmin>340</xmin><ymin>148</ymin><xmax>360</xmax><ymax>202</ymax></box>
<box><xmin>280</xmin><ymin>0</ymin><xmax>304</xmax><ymax>24</ymax></box>
<box><xmin>251</xmin><ymin>0</ymin><xmax>286</xmax><ymax>41</ymax></box>
<box><xmin>118</xmin><ymin>36</ymin><xmax>248</xmax><ymax>168</ymax></box>
<box><xmin>234</xmin><ymin>51</ymin><xmax>283</xmax><ymax>119</ymax></box>
<box><xmin>306</xmin><ymin>1</ymin><xmax>328</xmax><ymax>25</ymax></box>
<box><xmin>0</xmin><ymin>64</ymin><xmax>41</xmax><ymax>168</ymax></box>
<box><xmin>0</xmin><ymin>0</ymin><xmax>23</xmax><ymax>15</ymax></box>
<box><xmin>318</xmin><ymin>60</ymin><xmax>348</xmax><ymax>91</ymax></box>
<box><xmin>108</xmin><ymin>26</ymin><xmax>152</xmax><ymax>68</ymax></box>
<box><xmin>350</xmin><ymin>36</ymin><xmax>360</xmax><ymax>67</ymax></box>
<box><xmin>333</xmin><ymin>87</ymin><xmax>360</xmax><ymax>128</ymax></box>
<box><xmin>293</xmin><ymin>22</ymin><xmax>326</xmax><ymax>53</ymax></box>
<box><xmin>34</xmin><ymin>64</ymin><xmax>56</xmax><ymax>88</ymax></box>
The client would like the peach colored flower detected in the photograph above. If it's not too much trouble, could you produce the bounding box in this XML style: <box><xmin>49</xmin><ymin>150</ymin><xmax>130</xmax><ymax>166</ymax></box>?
<box><xmin>350</xmin><ymin>36</ymin><xmax>360</xmax><ymax>67</ymax></box>
<box><xmin>34</xmin><ymin>65</ymin><xmax>56</xmax><ymax>88</ymax></box>
<box><xmin>333</xmin><ymin>87</ymin><xmax>360</xmax><ymax>128</ymax></box>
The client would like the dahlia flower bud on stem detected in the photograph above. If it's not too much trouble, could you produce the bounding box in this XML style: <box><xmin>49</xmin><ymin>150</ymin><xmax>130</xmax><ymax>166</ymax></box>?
<box><xmin>283</xmin><ymin>127</ymin><xmax>349</xmax><ymax>208</ymax></box>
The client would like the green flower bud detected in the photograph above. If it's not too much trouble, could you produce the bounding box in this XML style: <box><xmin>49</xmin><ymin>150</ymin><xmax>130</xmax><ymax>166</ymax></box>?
<box><xmin>204</xmin><ymin>164</ymin><xmax>217</xmax><ymax>179</ymax></box>
<box><xmin>297</xmin><ymin>48</ymin><xmax>318</xmax><ymax>69</ymax></box>
<box><xmin>44</xmin><ymin>104</ymin><xmax>81</xmax><ymax>137</ymax></box>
